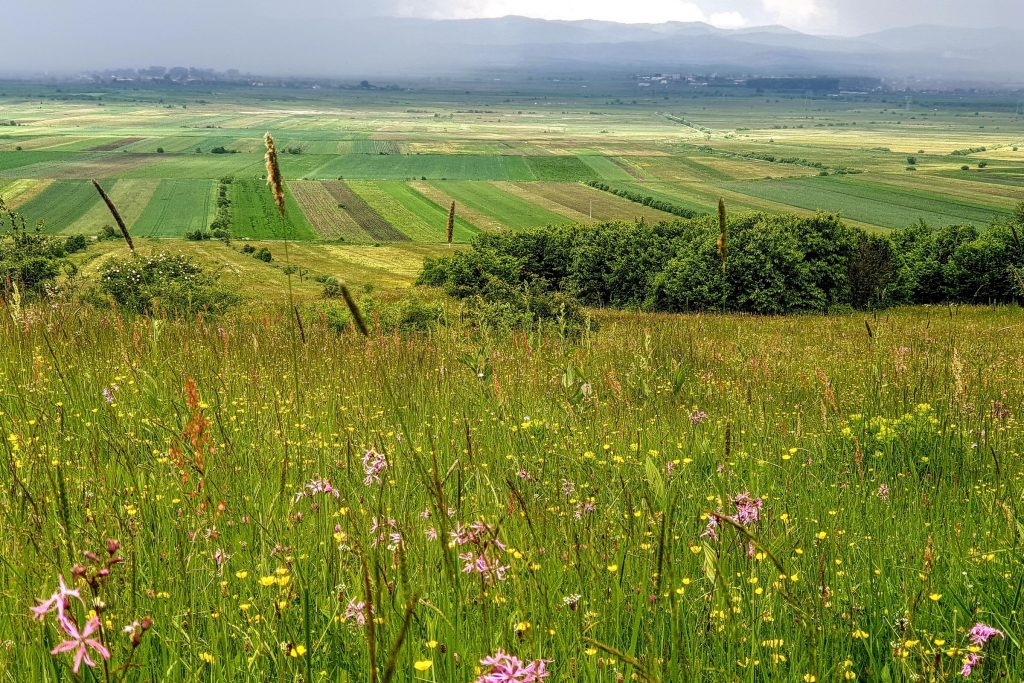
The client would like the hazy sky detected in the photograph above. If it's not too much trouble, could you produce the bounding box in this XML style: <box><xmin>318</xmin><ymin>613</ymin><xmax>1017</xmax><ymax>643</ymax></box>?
<box><xmin>2</xmin><ymin>0</ymin><xmax>1020</xmax><ymax>75</ymax></box>
<box><xmin>385</xmin><ymin>0</ymin><xmax>1018</xmax><ymax>32</ymax></box>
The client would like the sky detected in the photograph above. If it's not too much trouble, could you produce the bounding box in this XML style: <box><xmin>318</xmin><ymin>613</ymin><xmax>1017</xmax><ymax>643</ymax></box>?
<box><xmin>384</xmin><ymin>0</ymin><xmax>1017</xmax><ymax>33</ymax></box>
<box><xmin>1</xmin><ymin>0</ymin><xmax>1020</xmax><ymax>75</ymax></box>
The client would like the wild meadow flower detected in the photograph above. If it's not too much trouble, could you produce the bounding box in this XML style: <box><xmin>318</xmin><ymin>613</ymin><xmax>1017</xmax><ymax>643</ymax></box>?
<box><xmin>968</xmin><ymin>622</ymin><xmax>1003</xmax><ymax>646</ymax></box>
<box><xmin>961</xmin><ymin>651</ymin><xmax>983</xmax><ymax>677</ymax></box>
<box><xmin>342</xmin><ymin>598</ymin><xmax>371</xmax><ymax>626</ymax></box>
<box><xmin>703</xmin><ymin>493</ymin><xmax>763</xmax><ymax>543</ymax></box>
<box><xmin>31</xmin><ymin>575</ymin><xmax>82</xmax><ymax>622</ymax></box>
<box><xmin>574</xmin><ymin>501</ymin><xmax>596</xmax><ymax>520</ymax></box>
<box><xmin>50</xmin><ymin>616</ymin><xmax>110</xmax><ymax>674</ymax></box>
<box><xmin>459</xmin><ymin>552</ymin><xmax>510</xmax><ymax>583</ymax></box>
<box><xmin>474</xmin><ymin>650</ymin><xmax>550</xmax><ymax>683</ymax></box>
<box><xmin>362</xmin><ymin>449</ymin><xmax>388</xmax><ymax>485</ymax></box>
<box><xmin>877</xmin><ymin>484</ymin><xmax>890</xmax><ymax>501</ymax></box>
<box><xmin>689</xmin><ymin>409</ymin><xmax>709</xmax><ymax>425</ymax></box>
<box><xmin>295</xmin><ymin>477</ymin><xmax>340</xmax><ymax>502</ymax></box>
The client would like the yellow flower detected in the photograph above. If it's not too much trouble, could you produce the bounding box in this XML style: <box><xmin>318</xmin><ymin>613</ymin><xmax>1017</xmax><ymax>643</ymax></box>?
<box><xmin>607</xmin><ymin>564</ymin><xmax>618</xmax><ymax>573</ymax></box>
<box><xmin>928</xmin><ymin>593</ymin><xmax>942</xmax><ymax>601</ymax></box>
<box><xmin>289</xmin><ymin>645</ymin><xmax>307</xmax><ymax>658</ymax></box>
<box><xmin>235</xmin><ymin>571</ymin><xmax>248</xmax><ymax>580</ymax></box>
<box><xmin>199</xmin><ymin>652</ymin><xmax>215</xmax><ymax>665</ymax></box>
<box><xmin>585</xmin><ymin>648</ymin><xmax>597</xmax><ymax>656</ymax></box>
<box><xmin>259</xmin><ymin>576</ymin><xmax>277</xmax><ymax>587</ymax></box>
<box><xmin>851</xmin><ymin>629</ymin><xmax>869</xmax><ymax>640</ymax></box>
<box><xmin>414</xmin><ymin>660</ymin><xmax>433</xmax><ymax>671</ymax></box>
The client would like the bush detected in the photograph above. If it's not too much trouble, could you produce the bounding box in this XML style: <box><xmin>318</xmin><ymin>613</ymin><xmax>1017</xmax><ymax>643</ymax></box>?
<box><xmin>253</xmin><ymin>247</ymin><xmax>273</xmax><ymax>263</ymax></box>
<box><xmin>464</xmin><ymin>281</ymin><xmax>590</xmax><ymax>336</ymax></box>
<box><xmin>184</xmin><ymin>229</ymin><xmax>211</xmax><ymax>241</ymax></box>
<box><xmin>1</xmin><ymin>200</ymin><xmax>75</xmax><ymax>300</ymax></box>
<box><xmin>96</xmin><ymin>252</ymin><xmax>239</xmax><ymax>316</ymax></box>
<box><xmin>64</xmin><ymin>234</ymin><xmax>88</xmax><ymax>254</ymax></box>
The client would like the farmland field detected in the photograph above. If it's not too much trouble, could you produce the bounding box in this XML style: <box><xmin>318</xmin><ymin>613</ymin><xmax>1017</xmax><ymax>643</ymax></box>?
<box><xmin>133</xmin><ymin>180</ymin><xmax>218</xmax><ymax>237</ymax></box>
<box><xmin>0</xmin><ymin>83</ymin><xmax>1020</xmax><ymax>245</ymax></box>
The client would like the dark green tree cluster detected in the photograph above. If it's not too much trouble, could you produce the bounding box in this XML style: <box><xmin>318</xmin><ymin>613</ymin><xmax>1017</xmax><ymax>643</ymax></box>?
<box><xmin>418</xmin><ymin>206</ymin><xmax>1024</xmax><ymax>315</ymax></box>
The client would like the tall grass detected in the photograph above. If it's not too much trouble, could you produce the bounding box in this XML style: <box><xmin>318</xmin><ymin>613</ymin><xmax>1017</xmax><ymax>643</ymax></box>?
<box><xmin>0</xmin><ymin>304</ymin><xmax>1021</xmax><ymax>680</ymax></box>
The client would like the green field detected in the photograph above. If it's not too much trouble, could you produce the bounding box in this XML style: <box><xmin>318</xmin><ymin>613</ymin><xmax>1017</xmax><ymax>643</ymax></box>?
<box><xmin>432</xmin><ymin>180</ymin><xmax>572</xmax><ymax>230</ymax></box>
<box><xmin>231</xmin><ymin>177</ymin><xmax>318</xmax><ymax>240</ymax></box>
<box><xmin>15</xmin><ymin>180</ymin><xmax>101</xmax><ymax>230</ymax></box>
<box><xmin>348</xmin><ymin>180</ymin><xmax>479</xmax><ymax>242</ymax></box>
<box><xmin>0</xmin><ymin>84</ymin><xmax>1021</xmax><ymax>242</ymax></box>
<box><xmin>727</xmin><ymin>175</ymin><xmax>1013</xmax><ymax>228</ymax></box>
<box><xmin>133</xmin><ymin>180</ymin><xmax>218</xmax><ymax>236</ymax></box>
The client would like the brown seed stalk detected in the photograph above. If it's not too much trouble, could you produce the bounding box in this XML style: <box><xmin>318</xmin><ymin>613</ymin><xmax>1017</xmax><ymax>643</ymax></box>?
<box><xmin>263</xmin><ymin>133</ymin><xmax>285</xmax><ymax>216</ymax></box>
<box><xmin>92</xmin><ymin>180</ymin><xmax>134</xmax><ymax>252</ymax></box>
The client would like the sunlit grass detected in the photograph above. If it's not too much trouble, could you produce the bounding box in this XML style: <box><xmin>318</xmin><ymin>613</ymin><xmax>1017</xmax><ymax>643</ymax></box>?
<box><xmin>1</xmin><ymin>304</ymin><xmax>1020</xmax><ymax>680</ymax></box>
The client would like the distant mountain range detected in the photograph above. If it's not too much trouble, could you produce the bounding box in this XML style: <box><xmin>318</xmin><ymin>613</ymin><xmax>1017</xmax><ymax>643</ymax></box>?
<box><xmin>313</xmin><ymin>17</ymin><xmax>1024</xmax><ymax>84</ymax></box>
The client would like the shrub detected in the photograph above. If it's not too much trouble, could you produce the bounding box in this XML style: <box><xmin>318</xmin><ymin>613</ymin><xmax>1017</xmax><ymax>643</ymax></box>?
<box><xmin>64</xmin><ymin>234</ymin><xmax>88</xmax><ymax>254</ymax></box>
<box><xmin>1</xmin><ymin>201</ymin><xmax>75</xmax><ymax>300</ymax></box>
<box><xmin>253</xmin><ymin>247</ymin><xmax>273</xmax><ymax>263</ymax></box>
<box><xmin>184</xmin><ymin>229</ymin><xmax>211</xmax><ymax>241</ymax></box>
<box><xmin>465</xmin><ymin>281</ymin><xmax>590</xmax><ymax>336</ymax></box>
<box><xmin>96</xmin><ymin>252</ymin><xmax>239</xmax><ymax>316</ymax></box>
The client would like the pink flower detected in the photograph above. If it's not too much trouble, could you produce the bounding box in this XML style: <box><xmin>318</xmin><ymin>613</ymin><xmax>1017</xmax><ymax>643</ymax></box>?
<box><xmin>475</xmin><ymin>650</ymin><xmax>550</xmax><ymax>683</ymax></box>
<box><xmin>968</xmin><ymin>622</ymin><xmax>1004</xmax><ymax>647</ymax></box>
<box><xmin>50</xmin><ymin>616</ymin><xmax>110</xmax><ymax>674</ymax></box>
<box><xmin>31</xmin><ymin>575</ymin><xmax>82</xmax><ymax>622</ymax></box>
<box><xmin>731</xmin><ymin>493</ymin><xmax>763</xmax><ymax>526</ymax></box>
<box><xmin>295</xmin><ymin>477</ymin><xmax>340</xmax><ymax>502</ymax></box>
<box><xmin>362</xmin><ymin>449</ymin><xmax>388</xmax><ymax>486</ymax></box>
<box><xmin>961</xmin><ymin>651</ymin><xmax>982</xmax><ymax>677</ymax></box>
<box><xmin>343</xmin><ymin>598</ymin><xmax>372</xmax><ymax>626</ymax></box>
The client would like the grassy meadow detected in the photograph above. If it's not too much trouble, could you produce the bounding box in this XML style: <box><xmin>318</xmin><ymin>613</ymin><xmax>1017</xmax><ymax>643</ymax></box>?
<box><xmin>1</xmin><ymin>303</ymin><xmax>1022</xmax><ymax>681</ymax></box>
<box><xmin>2</xmin><ymin>80</ymin><xmax>1024</xmax><ymax>681</ymax></box>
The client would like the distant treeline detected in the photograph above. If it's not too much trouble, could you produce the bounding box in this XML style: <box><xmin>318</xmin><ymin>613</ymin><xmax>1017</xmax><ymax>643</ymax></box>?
<box><xmin>418</xmin><ymin>209</ymin><xmax>1024</xmax><ymax>315</ymax></box>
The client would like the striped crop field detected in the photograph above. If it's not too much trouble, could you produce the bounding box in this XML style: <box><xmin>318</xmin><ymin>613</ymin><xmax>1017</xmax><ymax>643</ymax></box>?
<box><xmin>522</xmin><ymin>182</ymin><xmax>678</xmax><ymax>223</ymax></box>
<box><xmin>430</xmin><ymin>181</ymin><xmax>571</xmax><ymax>231</ymax></box>
<box><xmin>16</xmin><ymin>180</ymin><xmax>102</xmax><ymax>232</ymax></box>
<box><xmin>321</xmin><ymin>180</ymin><xmax>408</xmax><ymax>242</ymax></box>
<box><xmin>67</xmin><ymin>179</ymin><xmax>160</xmax><ymax>235</ymax></box>
<box><xmin>290</xmin><ymin>180</ymin><xmax>375</xmax><ymax>242</ymax></box>
<box><xmin>347</xmin><ymin>181</ymin><xmax>480</xmax><ymax>242</ymax></box>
